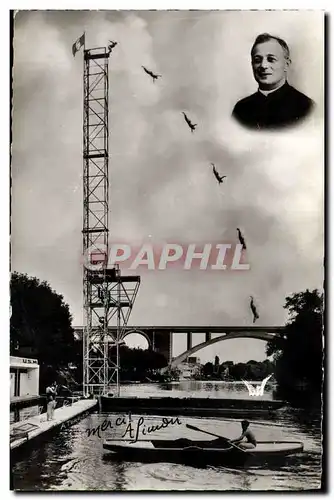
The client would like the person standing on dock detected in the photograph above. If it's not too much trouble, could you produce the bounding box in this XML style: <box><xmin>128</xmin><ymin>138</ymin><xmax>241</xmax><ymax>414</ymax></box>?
<box><xmin>46</xmin><ymin>381</ymin><xmax>57</xmax><ymax>421</ymax></box>
<box><xmin>231</xmin><ymin>420</ymin><xmax>257</xmax><ymax>449</ymax></box>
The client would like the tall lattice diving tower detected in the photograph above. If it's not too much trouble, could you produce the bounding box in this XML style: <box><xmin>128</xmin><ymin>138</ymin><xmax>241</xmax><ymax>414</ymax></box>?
<box><xmin>82</xmin><ymin>45</ymin><xmax>140</xmax><ymax>397</ymax></box>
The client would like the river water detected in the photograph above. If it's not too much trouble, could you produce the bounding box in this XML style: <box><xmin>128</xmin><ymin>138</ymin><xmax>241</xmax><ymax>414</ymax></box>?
<box><xmin>11</xmin><ymin>381</ymin><xmax>322</xmax><ymax>492</ymax></box>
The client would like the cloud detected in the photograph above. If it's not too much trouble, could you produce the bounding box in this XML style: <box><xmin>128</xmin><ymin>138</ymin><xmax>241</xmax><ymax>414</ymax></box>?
<box><xmin>11</xmin><ymin>11</ymin><xmax>324</xmax><ymax>362</ymax></box>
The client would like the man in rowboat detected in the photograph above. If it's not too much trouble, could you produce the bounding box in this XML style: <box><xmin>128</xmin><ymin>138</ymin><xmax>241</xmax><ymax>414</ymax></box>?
<box><xmin>230</xmin><ymin>420</ymin><xmax>257</xmax><ymax>449</ymax></box>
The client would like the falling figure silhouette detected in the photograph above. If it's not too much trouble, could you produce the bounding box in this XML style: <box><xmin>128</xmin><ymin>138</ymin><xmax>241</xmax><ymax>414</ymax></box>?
<box><xmin>237</xmin><ymin>228</ymin><xmax>247</xmax><ymax>250</ymax></box>
<box><xmin>108</xmin><ymin>41</ymin><xmax>118</xmax><ymax>52</ymax></box>
<box><xmin>182</xmin><ymin>112</ymin><xmax>197</xmax><ymax>132</ymax></box>
<box><xmin>142</xmin><ymin>66</ymin><xmax>161</xmax><ymax>82</ymax></box>
<box><xmin>250</xmin><ymin>296</ymin><xmax>260</xmax><ymax>323</ymax></box>
<box><xmin>211</xmin><ymin>163</ymin><xmax>226</xmax><ymax>184</ymax></box>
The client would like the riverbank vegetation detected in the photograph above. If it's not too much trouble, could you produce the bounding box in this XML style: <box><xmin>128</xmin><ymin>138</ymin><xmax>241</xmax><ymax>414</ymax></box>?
<box><xmin>10</xmin><ymin>272</ymin><xmax>81</xmax><ymax>391</ymax></box>
<box><xmin>197</xmin><ymin>289</ymin><xmax>323</xmax><ymax>407</ymax></box>
<box><xmin>266</xmin><ymin>289</ymin><xmax>323</xmax><ymax>408</ymax></box>
<box><xmin>111</xmin><ymin>345</ymin><xmax>169</xmax><ymax>382</ymax></box>
<box><xmin>195</xmin><ymin>358</ymin><xmax>274</xmax><ymax>382</ymax></box>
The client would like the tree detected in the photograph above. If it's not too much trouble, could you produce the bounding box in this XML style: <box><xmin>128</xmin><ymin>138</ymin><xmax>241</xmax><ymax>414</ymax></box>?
<box><xmin>244</xmin><ymin>360</ymin><xmax>274</xmax><ymax>380</ymax></box>
<box><xmin>202</xmin><ymin>362</ymin><xmax>214</xmax><ymax>377</ymax></box>
<box><xmin>163</xmin><ymin>366</ymin><xmax>181</xmax><ymax>381</ymax></box>
<box><xmin>113</xmin><ymin>346</ymin><xmax>168</xmax><ymax>381</ymax></box>
<box><xmin>267</xmin><ymin>289</ymin><xmax>324</xmax><ymax>406</ymax></box>
<box><xmin>214</xmin><ymin>355</ymin><xmax>220</xmax><ymax>374</ymax></box>
<box><xmin>10</xmin><ymin>272</ymin><xmax>80</xmax><ymax>390</ymax></box>
<box><xmin>221</xmin><ymin>361</ymin><xmax>234</xmax><ymax>367</ymax></box>
<box><xmin>220</xmin><ymin>361</ymin><xmax>234</xmax><ymax>379</ymax></box>
<box><xmin>229</xmin><ymin>362</ymin><xmax>247</xmax><ymax>379</ymax></box>
<box><xmin>72</xmin><ymin>343</ymin><xmax>168</xmax><ymax>384</ymax></box>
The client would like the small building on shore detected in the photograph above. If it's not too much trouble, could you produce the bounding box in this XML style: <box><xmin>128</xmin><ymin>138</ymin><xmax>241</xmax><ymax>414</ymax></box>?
<box><xmin>178</xmin><ymin>357</ymin><xmax>201</xmax><ymax>379</ymax></box>
<box><xmin>10</xmin><ymin>356</ymin><xmax>39</xmax><ymax>400</ymax></box>
<box><xmin>10</xmin><ymin>356</ymin><xmax>41</xmax><ymax>424</ymax></box>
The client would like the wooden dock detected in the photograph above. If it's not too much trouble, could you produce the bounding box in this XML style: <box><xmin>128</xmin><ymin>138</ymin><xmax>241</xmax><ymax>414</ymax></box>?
<box><xmin>10</xmin><ymin>398</ymin><xmax>97</xmax><ymax>451</ymax></box>
<box><xmin>100</xmin><ymin>396</ymin><xmax>285</xmax><ymax>418</ymax></box>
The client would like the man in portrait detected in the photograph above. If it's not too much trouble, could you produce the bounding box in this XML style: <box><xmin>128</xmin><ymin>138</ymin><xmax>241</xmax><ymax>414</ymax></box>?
<box><xmin>232</xmin><ymin>33</ymin><xmax>314</xmax><ymax>130</ymax></box>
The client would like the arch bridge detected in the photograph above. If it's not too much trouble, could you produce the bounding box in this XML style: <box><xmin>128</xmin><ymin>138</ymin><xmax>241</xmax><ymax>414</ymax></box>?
<box><xmin>89</xmin><ymin>326</ymin><xmax>286</xmax><ymax>366</ymax></box>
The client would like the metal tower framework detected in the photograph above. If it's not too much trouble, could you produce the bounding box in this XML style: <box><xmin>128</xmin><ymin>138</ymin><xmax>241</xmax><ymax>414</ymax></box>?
<box><xmin>82</xmin><ymin>46</ymin><xmax>140</xmax><ymax>397</ymax></box>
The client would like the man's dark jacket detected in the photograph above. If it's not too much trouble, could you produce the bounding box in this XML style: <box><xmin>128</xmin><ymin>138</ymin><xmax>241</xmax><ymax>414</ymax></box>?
<box><xmin>232</xmin><ymin>82</ymin><xmax>314</xmax><ymax>130</ymax></box>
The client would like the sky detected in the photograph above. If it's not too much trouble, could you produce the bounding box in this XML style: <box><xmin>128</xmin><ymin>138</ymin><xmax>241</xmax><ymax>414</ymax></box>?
<box><xmin>11</xmin><ymin>10</ymin><xmax>324</xmax><ymax>363</ymax></box>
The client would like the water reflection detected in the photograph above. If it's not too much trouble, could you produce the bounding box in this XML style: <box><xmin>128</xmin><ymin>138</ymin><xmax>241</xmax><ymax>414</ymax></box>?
<box><xmin>112</xmin><ymin>461</ymin><xmax>127</xmax><ymax>491</ymax></box>
<box><xmin>11</xmin><ymin>426</ymin><xmax>76</xmax><ymax>491</ymax></box>
<box><xmin>11</xmin><ymin>381</ymin><xmax>322</xmax><ymax>491</ymax></box>
<box><xmin>120</xmin><ymin>380</ymin><xmax>275</xmax><ymax>400</ymax></box>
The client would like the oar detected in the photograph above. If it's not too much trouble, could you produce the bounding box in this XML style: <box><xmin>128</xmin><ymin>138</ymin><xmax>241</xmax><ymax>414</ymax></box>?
<box><xmin>185</xmin><ymin>423</ymin><xmax>251</xmax><ymax>454</ymax></box>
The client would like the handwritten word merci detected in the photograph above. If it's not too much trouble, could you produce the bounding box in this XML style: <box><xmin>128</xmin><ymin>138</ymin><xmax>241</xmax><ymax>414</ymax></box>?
<box><xmin>86</xmin><ymin>414</ymin><xmax>182</xmax><ymax>443</ymax></box>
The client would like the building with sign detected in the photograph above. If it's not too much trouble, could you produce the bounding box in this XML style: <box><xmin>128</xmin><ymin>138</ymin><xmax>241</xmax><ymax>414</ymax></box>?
<box><xmin>10</xmin><ymin>356</ymin><xmax>40</xmax><ymax>400</ymax></box>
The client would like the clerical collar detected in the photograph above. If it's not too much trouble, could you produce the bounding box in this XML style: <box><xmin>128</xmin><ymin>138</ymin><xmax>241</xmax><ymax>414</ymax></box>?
<box><xmin>258</xmin><ymin>81</ymin><xmax>287</xmax><ymax>96</ymax></box>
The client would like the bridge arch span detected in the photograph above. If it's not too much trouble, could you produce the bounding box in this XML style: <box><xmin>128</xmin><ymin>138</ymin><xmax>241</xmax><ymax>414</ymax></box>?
<box><xmin>170</xmin><ymin>331</ymin><xmax>283</xmax><ymax>368</ymax></box>
<box><xmin>122</xmin><ymin>329</ymin><xmax>152</xmax><ymax>348</ymax></box>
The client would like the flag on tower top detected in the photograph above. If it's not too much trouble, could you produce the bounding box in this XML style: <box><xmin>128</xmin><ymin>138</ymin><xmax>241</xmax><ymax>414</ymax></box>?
<box><xmin>72</xmin><ymin>33</ymin><xmax>85</xmax><ymax>57</ymax></box>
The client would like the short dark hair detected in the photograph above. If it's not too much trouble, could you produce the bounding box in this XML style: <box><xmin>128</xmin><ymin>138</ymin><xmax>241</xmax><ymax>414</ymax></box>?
<box><xmin>251</xmin><ymin>33</ymin><xmax>290</xmax><ymax>60</ymax></box>
<box><xmin>241</xmin><ymin>420</ymin><xmax>250</xmax><ymax>428</ymax></box>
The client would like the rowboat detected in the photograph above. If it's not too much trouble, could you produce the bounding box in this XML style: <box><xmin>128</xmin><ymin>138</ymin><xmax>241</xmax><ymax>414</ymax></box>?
<box><xmin>103</xmin><ymin>437</ymin><xmax>304</xmax><ymax>466</ymax></box>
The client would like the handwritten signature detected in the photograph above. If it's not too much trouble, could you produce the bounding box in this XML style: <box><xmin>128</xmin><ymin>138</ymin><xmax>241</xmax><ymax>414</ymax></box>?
<box><xmin>60</xmin><ymin>410</ymin><xmax>91</xmax><ymax>431</ymax></box>
<box><xmin>86</xmin><ymin>413</ymin><xmax>182</xmax><ymax>443</ymax></box>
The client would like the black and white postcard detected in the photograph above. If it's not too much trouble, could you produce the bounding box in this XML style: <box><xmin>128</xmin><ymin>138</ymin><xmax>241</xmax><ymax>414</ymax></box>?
<box><xmin>10</xmin><ymin>9</ymin><xmax>325</xmax><ymax>492</ymax></box>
